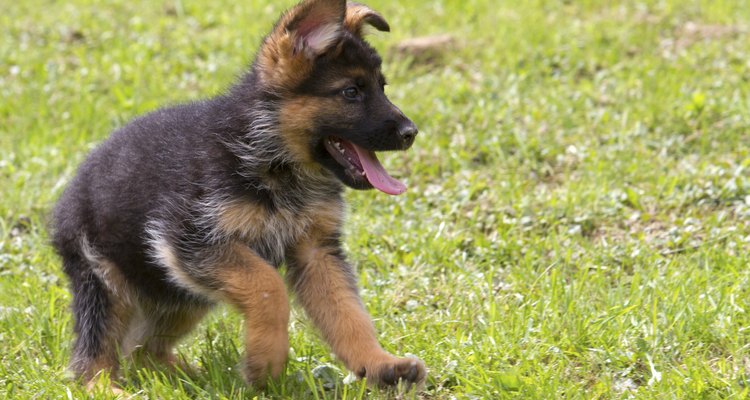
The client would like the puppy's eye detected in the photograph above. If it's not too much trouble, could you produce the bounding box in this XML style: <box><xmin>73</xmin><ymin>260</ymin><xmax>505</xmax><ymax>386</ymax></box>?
<box><xmin>342</xmin><ymin>87</ymin><xmax>359</xmax><ymax>100</ymax></box>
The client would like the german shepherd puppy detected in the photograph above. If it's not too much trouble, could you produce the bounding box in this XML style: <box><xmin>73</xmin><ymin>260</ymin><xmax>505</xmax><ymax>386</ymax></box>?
<box><xmin>51</xmin><ymin>0</ymin><xmax>425</xmax><ymax>389</ymax></box>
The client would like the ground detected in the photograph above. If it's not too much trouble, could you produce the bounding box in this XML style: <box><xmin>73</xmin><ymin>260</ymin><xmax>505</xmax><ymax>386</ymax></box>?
<box><xmin>2</xmin><ymin>0</ymin><xmax>750</xmax><ymax>398</ymax></box>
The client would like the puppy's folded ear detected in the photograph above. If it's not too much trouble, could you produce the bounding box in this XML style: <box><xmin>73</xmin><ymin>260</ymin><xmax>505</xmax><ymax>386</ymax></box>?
<box><xmin>344</xmin><ymin>2</ymin><xmax>390</xmax><ymax>37</ymax></box>
<box><xmin>257</xmin><ymin>0</ymin><xmax>346</xmax><ymax>90</ymax></box>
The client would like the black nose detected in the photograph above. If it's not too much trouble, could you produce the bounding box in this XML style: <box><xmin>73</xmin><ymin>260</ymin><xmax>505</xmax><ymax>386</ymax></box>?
<box><xmin>398</xmin><ymin>120</ymin><xmax>418</xmax><ymax>148</ymax></box>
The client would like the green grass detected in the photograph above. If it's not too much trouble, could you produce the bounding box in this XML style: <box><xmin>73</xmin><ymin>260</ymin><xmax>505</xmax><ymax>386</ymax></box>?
<box><xmin>2</xmin><ymin>0</ymin><xmax>750</xmax><ymax>398</ymax></box>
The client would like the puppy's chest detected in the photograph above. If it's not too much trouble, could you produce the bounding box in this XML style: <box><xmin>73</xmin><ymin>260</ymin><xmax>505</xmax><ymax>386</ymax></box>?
<box><xmin>215</xmin><ymin>199</ymin><xmax>342</xmax><ymax>266</ymax></box>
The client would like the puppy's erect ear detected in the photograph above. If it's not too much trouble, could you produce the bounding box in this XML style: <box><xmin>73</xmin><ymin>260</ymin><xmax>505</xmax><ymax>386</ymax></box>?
<box><xmin>344</xmin><ymin>2</ymin><xmax>390</xmax><ymax>37</ymax></box>
<box><xmin>287</xmin><ymin>0</ymin><xmax>347</xmax><ymax>57</ymax></box>
<box><xmin>256</xmin><ymin>0</ymin><xmax>346</xmax><ymax>91</ymax></box>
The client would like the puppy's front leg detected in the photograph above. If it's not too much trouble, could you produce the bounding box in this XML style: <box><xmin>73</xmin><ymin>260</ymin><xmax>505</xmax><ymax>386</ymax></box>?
<box><xmin>214</xmin><ymin>243</ymin><xmax>290</xmax><ymax>386</ymax></box>
<box><xmin>287</xmin><ymin>239</ymin><xmax>426</xmax><ymax>387</ymax></box>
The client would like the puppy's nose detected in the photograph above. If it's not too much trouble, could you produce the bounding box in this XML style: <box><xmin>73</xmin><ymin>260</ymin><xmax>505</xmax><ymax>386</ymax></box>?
<box><xmin>398</xmin><ymin>120</ymin><xmax>418</xmax><ymax>148</ymax></box>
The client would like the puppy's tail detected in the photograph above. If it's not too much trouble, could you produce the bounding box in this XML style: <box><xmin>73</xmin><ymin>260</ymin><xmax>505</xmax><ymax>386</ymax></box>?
<box><xmin>63</xmin><ymin>254</ymin><xmax>116</xmax><ymax>380</ymax></box>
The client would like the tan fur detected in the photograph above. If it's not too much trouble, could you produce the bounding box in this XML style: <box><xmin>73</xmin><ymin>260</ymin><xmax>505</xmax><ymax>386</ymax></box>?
<box><xmin>216</xmin><ymin>200</ymin><xmax>268</xmax><ymax>239</ymax></box>
<box><xmin>308</xmin><ymin>198</ymin><xmax>345</xmax><ymax>237</ymax></box>
<box><xmin>257</xmin><ymin>30</ymin><xmax>314</xmax><ymax>92</ymax></box>
<box><xmin>215</xmin><ymin>243</ymin><xmax>290</xmax><ymax>385</ymax></box>
<box><xmin>278</xmin><ymin>96</ymin><xmax>337</xmax><ymax>165</ymax></box>
<box><xmin>257</xmin><ymin>0</ymin><xmax>345</xmax><ymax>92</ymax></box>
<box><xmin>290</xmin><ymin>204</ymin><xmax>426</xmax><ymax>384</ymax></box>
<box><xmin>215</xmin><ymin>198</ymin><xmax>326</xmax><ymax>254</ymax></box>
<box><xmin>293</xmin><ymin>239</ymin><xmax>382</xmax><ymax>370</ymax></box>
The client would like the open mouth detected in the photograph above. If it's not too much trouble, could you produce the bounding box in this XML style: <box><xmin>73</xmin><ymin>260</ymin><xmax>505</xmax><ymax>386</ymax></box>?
<box><xmin>323</xmin><ymin>136</ymin><xmax>406</xmax><ymax>195</ymax></box>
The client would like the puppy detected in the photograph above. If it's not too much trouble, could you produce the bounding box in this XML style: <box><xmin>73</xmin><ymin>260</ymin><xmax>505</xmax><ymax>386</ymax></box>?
<box><xmin>52</xmin><ymin>0</ymin><xmax>425</xmax><ymax>389</ymax></box>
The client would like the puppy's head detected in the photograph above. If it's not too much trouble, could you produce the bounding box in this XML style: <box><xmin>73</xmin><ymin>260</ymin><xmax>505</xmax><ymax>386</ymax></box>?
<box><xmin>255</xmin><ymin>0</ymin><xmax>417</xmax><ymax>195</ymax></box>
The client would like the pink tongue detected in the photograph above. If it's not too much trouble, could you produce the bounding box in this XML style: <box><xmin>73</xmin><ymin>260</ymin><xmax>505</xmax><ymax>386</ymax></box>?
<box><xmin>351</xmin><ymin>144</ymin><xmax>407</xmax><ymax>195</ymax></box>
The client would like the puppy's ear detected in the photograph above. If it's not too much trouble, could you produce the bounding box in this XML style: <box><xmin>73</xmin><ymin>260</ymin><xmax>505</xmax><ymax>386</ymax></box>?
<box><xmin>257</xmin><ymin>0</ymin><xmax>346</xmax><ymax>90</ymax></box>
<box><xmin>344</xmin><ymin>2</ymin><xmax>390</xmax><ymax>37</ymax></box>
<box><xmin>287</xmin><ymin>0</ymin><xmax>346</xmax><ymax>57</ymax></box>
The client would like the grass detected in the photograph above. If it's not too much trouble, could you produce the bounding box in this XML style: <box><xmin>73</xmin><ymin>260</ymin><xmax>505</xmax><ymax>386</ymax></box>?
<box><xmin>2</xmin><ymin>0</ymin><xmax>750</xmax><ymax>398</ymax></box>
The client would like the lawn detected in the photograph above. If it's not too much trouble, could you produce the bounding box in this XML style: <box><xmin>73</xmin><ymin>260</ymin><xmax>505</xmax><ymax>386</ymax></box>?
<box><xmin>2</xmin><ymin>0</ymin><xmax>750</xmax><ymax>398</ymax></box>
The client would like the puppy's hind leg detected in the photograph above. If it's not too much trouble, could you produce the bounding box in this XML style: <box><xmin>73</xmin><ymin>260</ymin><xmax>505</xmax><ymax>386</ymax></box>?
<box><xmin>63</xmin><ymin>254</ymin><xmax>133</xmax><ymax>388</ymax></box>
<box><xmin>126</xmin><ymin>302</ymin><xmax>211</xmax><ymax>371</ymax></box>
